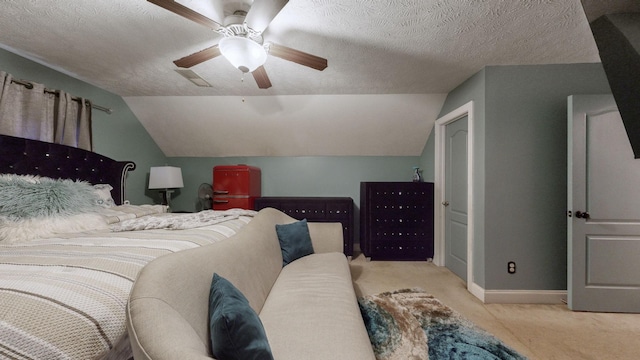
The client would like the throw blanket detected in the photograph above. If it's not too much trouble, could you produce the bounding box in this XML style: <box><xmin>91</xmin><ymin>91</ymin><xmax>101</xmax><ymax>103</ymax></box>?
<box><xmin>358</xmin><ymin>289</ymin><xmax>527</xmax><ymax>360</ymax></box>
<box><xmin>99</xmin><ymin>204</ymin><xmax>167</xmax><ymax>224</ymax></box>
<box><xmin>110</xmin><ymin>209</ymin><xmax>257</xmax><ymax>231</ymax></box>
<box><xmin>0</xmin><ymin>204</ymin><xmax>168</xmax><ymax>243</ymax></box>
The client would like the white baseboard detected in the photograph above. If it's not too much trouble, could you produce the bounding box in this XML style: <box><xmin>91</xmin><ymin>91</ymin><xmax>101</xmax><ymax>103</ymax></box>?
<box><xmin>468</xmin><ymin>283</ymin><xmax>566</xmax><ymax>304</ymax></box>
<box><xmin>483</xmin><ymin>289</ymin><xmax>567</xmax><ymax>304</ymax></box>
<box><xmin>468</xmin><ymin>281</ymin><xmax>485</xmax><ymax>302</ymax></box>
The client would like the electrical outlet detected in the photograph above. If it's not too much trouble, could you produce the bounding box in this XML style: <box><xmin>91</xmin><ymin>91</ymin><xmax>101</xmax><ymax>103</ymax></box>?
<box><xmin>508</xmin><ymin>261</ymin><xmax>516</xmax><ymax>274</ymax></box>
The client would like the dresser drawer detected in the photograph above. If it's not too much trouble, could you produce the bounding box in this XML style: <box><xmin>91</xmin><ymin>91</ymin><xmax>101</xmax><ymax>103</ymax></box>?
<box><xmin>326</xmin><ymin>202</ymin><xmax>350</xmax><ymax>220</ymax></box>
<box><xmin>280</xmin><ymin>202</ymin><xmax>326</xmax><ymax>219</ymax></box>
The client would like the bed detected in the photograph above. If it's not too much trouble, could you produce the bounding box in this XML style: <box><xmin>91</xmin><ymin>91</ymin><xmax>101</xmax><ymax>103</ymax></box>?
<box><xmin>0</xmin><ymin>134</ymin><xmax>256</xmax><ymax>360</ymax></box>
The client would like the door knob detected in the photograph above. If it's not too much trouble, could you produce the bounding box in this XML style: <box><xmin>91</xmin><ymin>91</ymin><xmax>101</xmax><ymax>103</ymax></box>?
<box><xmin>575</xmin><ymin>211</ymin><xmax>590</xmax><ymax>219</ymax></box>
<box><xmin>442</xmin><ymin>201</ymin><xmax>450</xmax><ymax>206</ymax></box>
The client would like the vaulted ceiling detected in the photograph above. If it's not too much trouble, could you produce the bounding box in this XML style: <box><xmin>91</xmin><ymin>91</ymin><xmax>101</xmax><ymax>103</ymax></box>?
<box><xmin>0</xmin><ymin>0</ymin><xmax>635</xmax><ymax>157</ymax></box>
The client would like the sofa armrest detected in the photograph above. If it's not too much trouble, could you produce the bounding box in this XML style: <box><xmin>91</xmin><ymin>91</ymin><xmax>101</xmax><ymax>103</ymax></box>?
<box><xmin>307</xmin><ymin>222</ymin><xmax>343</xmax><ymax>254</ymax></box>
<box><xmin>127</xmin><ymin>298</ymin><xmax>211</xmax><ymax>360</ymax></box>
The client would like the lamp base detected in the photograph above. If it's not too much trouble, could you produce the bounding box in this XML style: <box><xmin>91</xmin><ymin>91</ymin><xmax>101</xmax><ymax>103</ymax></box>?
<box><xmin>159</xmin><ymin>190</ymin><xmax>175</xmax><ymax>212</ymax></box>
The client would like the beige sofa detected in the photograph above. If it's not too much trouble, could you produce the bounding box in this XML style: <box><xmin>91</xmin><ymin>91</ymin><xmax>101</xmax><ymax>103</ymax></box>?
<box><xmin>126</xmin><ymin>207</ymin><xmax>375</xmax><ymax>360</ymax></box>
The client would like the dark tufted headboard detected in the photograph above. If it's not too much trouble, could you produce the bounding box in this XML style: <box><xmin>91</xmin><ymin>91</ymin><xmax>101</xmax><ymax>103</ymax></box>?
<box><xmin>0</xmin><ymin>134</ymin><xmax>136</xmax><ymax>205</ymax></box>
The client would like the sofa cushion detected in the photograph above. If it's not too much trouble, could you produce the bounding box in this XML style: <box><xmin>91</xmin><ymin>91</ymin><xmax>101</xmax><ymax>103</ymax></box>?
<box><xmin>259</xmin><ymin>253</ymin><xmax>376</xmax><ymax>360</ymax></box>
<box><xmin>275</xmin><ymin>219</ymin><xmax>314</xmax><ymax>266</ymax></box>
<box><xmin>209</xmin><ymin>273</ymin><xmax>274</xmax><ymax>360</ymax></box>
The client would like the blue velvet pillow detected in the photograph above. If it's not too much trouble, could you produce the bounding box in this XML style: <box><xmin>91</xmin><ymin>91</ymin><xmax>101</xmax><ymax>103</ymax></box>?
<box><xmin>209</xmin><ymin>273</ymin><xmax>274</xmax><ymax>360</ymax></box>
<box><xmin>275</xmin><ymin>219</ymin><xmax>314</xmax><ymax>266</ymax></box>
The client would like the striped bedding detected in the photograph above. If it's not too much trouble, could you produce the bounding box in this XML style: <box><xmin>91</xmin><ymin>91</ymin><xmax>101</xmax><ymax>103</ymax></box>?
<box><xmin>0</xmin><ymin>213</ymin><xmax>254</xmax><ymax>360</ymax></box>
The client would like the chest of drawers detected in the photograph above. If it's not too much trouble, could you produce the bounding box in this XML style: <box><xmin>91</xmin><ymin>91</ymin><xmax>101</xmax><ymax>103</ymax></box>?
<box><xmin>360</xmin><ymin>182</ymin><xmax>434</xmax><ymax>260</ymax></box>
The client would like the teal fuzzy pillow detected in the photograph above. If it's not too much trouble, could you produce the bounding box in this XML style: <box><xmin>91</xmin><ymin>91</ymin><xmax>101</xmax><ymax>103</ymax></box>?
<box><xmin>275</xmin><ymin>219</ymin><xmax>314</xmax><ymax>266</ymax></box>
<box><xmin>0</xmin><ymin>174</ymin><xmax>100</xmax><ymax>219</ymax></box>
<box><xmin>209</xmin><ymin>273</ymin><xmax>274</xmax><ymax>360</ymax></box>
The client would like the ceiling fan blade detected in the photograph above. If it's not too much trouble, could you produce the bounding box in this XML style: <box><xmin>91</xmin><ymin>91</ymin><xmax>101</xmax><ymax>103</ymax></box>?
<box><xmin>252</xmin><ymin>66</ymin><xmax>272</xmax><ymax>89</ymax></box>
<box><xmin>245</xmin><ymin>0</ymin><xmax>289</xmax><ymax>33</ymax></box>
<box><xmin>268</xmin><ymin>43</ymin><xmax>328</xmax><ymax>71</ymax></box>
<box><xmin>174</xmin><ymin>45</ymin><xmax>221</xmax><ymax>68</ymax></box>
<box><xmin>148</xmin><ymin>0</ymin><xmax>222</xmax><ymax>30</ymax></box>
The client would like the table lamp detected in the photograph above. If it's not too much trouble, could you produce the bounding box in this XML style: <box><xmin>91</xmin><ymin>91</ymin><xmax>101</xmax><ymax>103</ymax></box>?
<box><xmin>148</xmin><ymin>166</ymin><xmax>184</xmax><ymax>210</ymax></box>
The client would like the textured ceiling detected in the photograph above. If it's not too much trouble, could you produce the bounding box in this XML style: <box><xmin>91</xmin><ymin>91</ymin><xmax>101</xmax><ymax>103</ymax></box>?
<box><xmin>0</xmin><ymin>0</ymin><xmax>620</xmax><ymax>157</ymax></box>
<box><xmin>0</xmin><ymin>0</ymin><xmax>602</xmax><ymax>97</ymax></box>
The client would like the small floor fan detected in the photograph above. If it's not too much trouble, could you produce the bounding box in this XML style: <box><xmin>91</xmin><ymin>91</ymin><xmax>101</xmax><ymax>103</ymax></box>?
<box><xmin>197</xmin><ymin>183</ymin><xmax>213</xmax><ymax>211</ymax></box>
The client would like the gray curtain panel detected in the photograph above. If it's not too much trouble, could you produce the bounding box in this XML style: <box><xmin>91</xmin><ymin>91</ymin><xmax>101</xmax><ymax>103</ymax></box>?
<box><xmin>0</xmin><ymin>71</ymin><xmax>92</xmax><ymax>151</ymax></box>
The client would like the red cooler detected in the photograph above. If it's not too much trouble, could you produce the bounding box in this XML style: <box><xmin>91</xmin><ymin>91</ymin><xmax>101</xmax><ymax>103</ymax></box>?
<box><xmin>212</xmin><ymin>165</ymin><xmax>261</xmax><ymax>210</ymax></box>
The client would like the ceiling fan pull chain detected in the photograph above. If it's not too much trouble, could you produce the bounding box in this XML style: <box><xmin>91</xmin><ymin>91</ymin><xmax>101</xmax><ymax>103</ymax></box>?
<box><xmin>241</xmin><ymin>72</ymin><xmax>245</xmax><ymax>103</ymax></box>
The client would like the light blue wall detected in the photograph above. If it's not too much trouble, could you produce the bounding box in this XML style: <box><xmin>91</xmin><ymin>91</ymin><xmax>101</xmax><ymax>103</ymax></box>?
<box><xmin>425</xmin><ymin>63</ymin><xmax>611</xmax><ymax>292</ymax></box>
<box><xmin>483</xmin><ymin>64</ymin><xmax>611</xmax><ymax>290</ymax></box>
<box><xmin>422</xmin><ymin>69</ymin><xmax>487</xmax><ymax>286</ymax></box>
<box><xmin>167</xmin><ymin>156</ymin><xmax>424</xmax><ymax>242</ymax></box>
<box><xmin>0</xmin><ymin>47</ymin><xmax>167</xmax><ymax>204</ymax></box>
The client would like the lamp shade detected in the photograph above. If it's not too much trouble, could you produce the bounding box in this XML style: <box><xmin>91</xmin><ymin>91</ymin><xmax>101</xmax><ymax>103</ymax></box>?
<box><xmin>218</xmin><ymin>36</ymin><xmax>267</xmax><ymax>73</ymax></box>
<box><xmin>149</xmin><ymin>166</ymin><xmax>184</xmax><ymax>189</ymax></box>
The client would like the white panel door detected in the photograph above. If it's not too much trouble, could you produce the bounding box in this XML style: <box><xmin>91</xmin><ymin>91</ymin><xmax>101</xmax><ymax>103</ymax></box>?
<box><xmin>568</xmin><ymin>95</ymin><xmax>640</xmax><ymax>313</ymax></box>
<box><xmin>445</xmin><ymin>116</ymin><xmax>468</xmax><ymax>281</ymax></box>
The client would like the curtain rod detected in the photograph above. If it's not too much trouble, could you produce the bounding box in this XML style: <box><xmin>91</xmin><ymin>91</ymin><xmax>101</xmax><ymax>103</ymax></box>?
<box><xmin>10</xmin><ymin>78</ymin><xmax>113</xmax><ymax>114</ymax></box>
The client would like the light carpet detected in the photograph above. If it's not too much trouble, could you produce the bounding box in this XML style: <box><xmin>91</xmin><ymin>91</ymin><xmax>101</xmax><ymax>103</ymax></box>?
<box><xmin>358</xmin><ymin>288</ymin><xmax>527</xmax><ymax>360</ymax></box>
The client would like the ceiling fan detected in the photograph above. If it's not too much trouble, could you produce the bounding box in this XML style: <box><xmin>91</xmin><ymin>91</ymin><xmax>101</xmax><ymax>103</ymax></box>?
<box><xmin>148</xmin><ymin>0</ymin><xmax>328</xmax><ymax>89</ymax></box>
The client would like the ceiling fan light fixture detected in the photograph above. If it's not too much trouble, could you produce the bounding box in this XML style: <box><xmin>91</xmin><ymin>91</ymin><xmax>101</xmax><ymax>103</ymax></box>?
<box><xmin>218</xmin><ymin>36</ymin><xmax>267</xmax><ymax>73</ymax></box>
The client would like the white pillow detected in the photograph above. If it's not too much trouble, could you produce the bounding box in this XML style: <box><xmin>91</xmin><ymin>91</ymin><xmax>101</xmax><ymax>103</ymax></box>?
<box><xmin>93</xmin><ymin>184</ymin><xmax>116</xmax><ymax>207</ymax></box>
